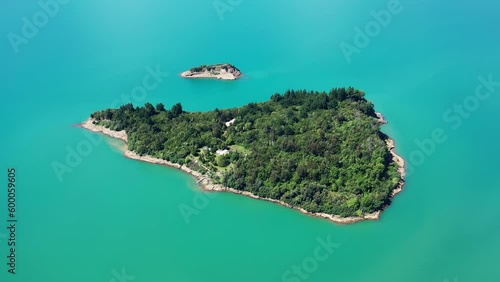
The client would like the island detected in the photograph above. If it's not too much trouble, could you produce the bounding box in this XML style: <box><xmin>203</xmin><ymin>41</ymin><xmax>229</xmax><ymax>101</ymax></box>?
<box><xmin>181</xmin><ymin>63</ymin><xmax>242</xmax><ymax>80</ymax></box>
<box><xmin>82</xmin><ymin>87</ymin><xmax>405</xmax><ymax>224</ymax></box>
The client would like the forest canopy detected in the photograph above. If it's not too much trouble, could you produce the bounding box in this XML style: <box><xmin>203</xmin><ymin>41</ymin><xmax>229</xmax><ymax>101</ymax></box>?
<box><xmin>90</xmin><ymin>87</ymin><xmax>401</xmax><ymax>217</ymax></box>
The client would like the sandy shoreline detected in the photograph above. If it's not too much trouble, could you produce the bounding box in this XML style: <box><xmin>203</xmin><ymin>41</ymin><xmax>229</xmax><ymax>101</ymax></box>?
<box><xmin>81</xmin><ymin>115</ymin><xmax>405</xmax><ymax>224</ymax></box>
<box><xmin>81</xmin><ymin>119</ymin><xmax>128</xmax><ymax>142</ymax></box>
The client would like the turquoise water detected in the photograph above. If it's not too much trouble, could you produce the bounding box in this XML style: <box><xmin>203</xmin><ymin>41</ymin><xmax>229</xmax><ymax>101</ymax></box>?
<box><xmin>1</xmin><ymin>0</ymin><xmax>500</xmax><ymax>281</ymax></box>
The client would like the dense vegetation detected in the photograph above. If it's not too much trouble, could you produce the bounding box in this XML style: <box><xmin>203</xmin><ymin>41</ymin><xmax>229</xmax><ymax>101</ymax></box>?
<box><xmin>91</xmin><ymin>88</ymin><xmax>401</xmax><ymax>217</ymax></box>
<box><xmin>189</xmin><ymin>64</ymin><xmax>238</xmax><ymax>73</ymax></box>
<box><xmin>190</xmin><ymin>65</ymin><xmax>208</xmax><ymax>72</ymax></box>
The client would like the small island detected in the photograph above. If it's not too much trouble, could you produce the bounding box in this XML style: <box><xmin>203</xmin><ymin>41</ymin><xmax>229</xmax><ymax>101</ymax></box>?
<box><xmin>82</xmin><ymin>87</ymin><xmax>405</xmax><ymax>224</ymax></box>
<box><xmin>181</xmin><ymin>63</ymin><xmax>242</xmax><ymax>80</ymax></box>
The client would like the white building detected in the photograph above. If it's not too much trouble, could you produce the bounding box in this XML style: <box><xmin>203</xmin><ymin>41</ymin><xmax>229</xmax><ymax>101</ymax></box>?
<box><xmin>225</xmin><ymin>118</ymin><xmax>236</xmax><ymax>127</ymax></box>
<box><xmin>216</xmin><ymin>149</ymin><xmax>230</xmax><ymax>155</ymax></box>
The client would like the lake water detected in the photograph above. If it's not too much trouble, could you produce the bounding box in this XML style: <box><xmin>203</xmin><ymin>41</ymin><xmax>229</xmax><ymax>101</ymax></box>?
<box><xmin>1</xmin><ymin>0</ymin><xmax>499</xmax><ymax>281</ymax></box>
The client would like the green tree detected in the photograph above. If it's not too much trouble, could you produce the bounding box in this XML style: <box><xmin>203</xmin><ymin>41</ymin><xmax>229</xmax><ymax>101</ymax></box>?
<box><xmin>156</xmin><ymin>103</ymin><xmax>166</xmax><ymax>111</ymax></box>
<box><xmin>171</xmin><ymin>103</ymin><xmax>183</xmax><ymax>118</ymax></box>
<box><xmin>216</xmin><ymin>155</ymin><xmax>230</xmax><ymax>167</ymax></box>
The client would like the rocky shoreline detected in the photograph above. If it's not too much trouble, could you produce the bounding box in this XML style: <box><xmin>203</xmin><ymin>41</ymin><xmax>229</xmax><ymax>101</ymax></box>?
<box><xmin>81</xmin><ymin>115</ymin><xmax>405</xmax><ymax>224</ymax></box>
<box><xmin>181</xmin><ymin>63</ymin><xmax>242</xmax><ymax>80</ymax></box>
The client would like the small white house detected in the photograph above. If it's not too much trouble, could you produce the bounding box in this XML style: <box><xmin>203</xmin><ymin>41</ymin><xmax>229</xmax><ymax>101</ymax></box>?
<box><xmin>216</xmin><ymin>149</ymin><xmax>230</xmax><ymax>155</ymax></box>
<box><xmin>225</xmin><ymin>118</ymin><xmax>236</xmax><ymax>127</ymax></box>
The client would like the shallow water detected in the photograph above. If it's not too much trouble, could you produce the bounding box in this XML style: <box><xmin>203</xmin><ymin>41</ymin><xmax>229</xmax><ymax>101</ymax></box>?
<box><xmin>1</xmin><ymin>0</ymin><xmax>499</xmax><ymax>281</ymax></box>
